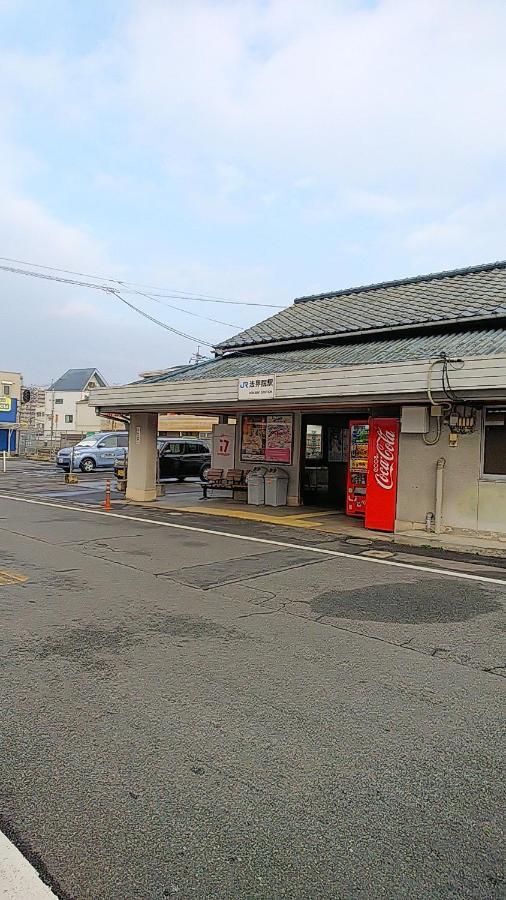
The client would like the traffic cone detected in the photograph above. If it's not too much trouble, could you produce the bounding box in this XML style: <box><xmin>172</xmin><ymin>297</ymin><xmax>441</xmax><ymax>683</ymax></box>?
<box><xmin>104</xmin><ymin>479</ymin><xmax>111</xmax><ymax>511</ymax></box>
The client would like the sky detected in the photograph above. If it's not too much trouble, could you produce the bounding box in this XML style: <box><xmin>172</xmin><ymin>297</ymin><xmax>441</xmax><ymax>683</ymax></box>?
<box><xmin>1</xmin><ymin>0</ymin><xmax>506</xmax><ymax>386</ymax></box>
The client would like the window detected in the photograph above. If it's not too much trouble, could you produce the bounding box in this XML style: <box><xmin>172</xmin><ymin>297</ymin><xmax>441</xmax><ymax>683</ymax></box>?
<box><xmin>55</xmin><ymin>398</ymin><xmax>63</xmax><ymax>405</ymax></box>
<box><xmin>2</xmin><ymin>384</ymin><xmax>10</xmax><ymax>396</ymax></box>
<box><xmin>162</xmin><ymin>442</ymin><xmax>183</xmax><ymax>455</ymax></box>
<box><xmin>98</xmin><ymin>435</ymin><xmax>117</xmax><ymax>448</ymax></box>
<box><xmin>305</xmin><ymin>424</ymin><xmax>323</xmax><ymax>461</ymax></box>
<box><xmin>197</xmin><ymin>443</ymin><xmax>209</xmax><ymax>454</ymax></box>
<box><xmin>483</xmin><ymin>408</ymin><xmax>506</xmax><ymax>477</ymax></box>
<box><xmin>117</xmin><ymin>434</ymin><xmax>128</xmax><ymax>448</ymax></box>
<box><xmin>64</xmin><ymin>414</ymin><xmax>73</xmax><ymax>424</ymax></box>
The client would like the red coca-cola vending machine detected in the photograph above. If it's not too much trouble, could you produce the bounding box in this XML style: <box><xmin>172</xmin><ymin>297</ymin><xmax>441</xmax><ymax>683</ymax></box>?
<box><xmin>364</xmin><ymin>417</ymin><xmax>400</xmax><ymax>532</ymax></box>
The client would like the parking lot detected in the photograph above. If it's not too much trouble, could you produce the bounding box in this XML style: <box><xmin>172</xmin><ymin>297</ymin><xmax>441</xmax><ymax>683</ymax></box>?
<box><xmin>0</xmin><ymin>457</ymin><xmax>205</xmax><ymax>505</ymax></box>
<box><xmin>0</xmin><ymin>459</ymin><xmax>505</xmax><ymax>899</ymax></box>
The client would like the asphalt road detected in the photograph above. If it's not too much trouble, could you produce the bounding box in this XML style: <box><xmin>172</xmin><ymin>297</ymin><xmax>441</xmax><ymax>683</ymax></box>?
<box><xmin>0</xmin><ymin>469</ymin><xmax>505</xmax><ymax>898</ymax></box>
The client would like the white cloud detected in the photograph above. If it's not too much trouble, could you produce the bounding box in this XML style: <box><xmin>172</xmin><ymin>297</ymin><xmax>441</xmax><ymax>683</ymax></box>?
<box><xmin>405</xmin><ymin>197</ymin><xmax>506</xmax><ymax>268</ymax></box>
<box><xmin>1</xmin><ymin>0</ymin><xmax>506</xmax><ymax>383</ymax></box>
<box><xmin>117</xmin><ymin>0</ymin><xmax>506</xmax><ymax>201</ymax></box>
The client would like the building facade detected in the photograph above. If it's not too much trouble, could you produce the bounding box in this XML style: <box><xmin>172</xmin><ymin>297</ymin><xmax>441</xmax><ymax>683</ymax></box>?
<box><xmin>0</xmin><ymin>370</ymin><xmax>22</xmax><ymax>452</ymax></box>
<box><xmin>90</xmin><ymin>261</ymin><xmax>506</xmax><ymax>536</ymax></box>
<box><xmin>45</xmin><ymin>368</ymin><xmax>108</xmax><ymax>435</ymax></box>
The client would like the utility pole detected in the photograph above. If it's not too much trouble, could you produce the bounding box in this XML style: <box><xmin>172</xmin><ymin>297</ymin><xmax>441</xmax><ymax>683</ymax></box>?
<box><xmin>50</xmin><ymin>382</ymin><xmax>55</xmax><ymax>451</ymax></box>
<box><xmin>189</xmin><ymin>346</ymin><xmax>209</xmax><ymax>365</ymax></box>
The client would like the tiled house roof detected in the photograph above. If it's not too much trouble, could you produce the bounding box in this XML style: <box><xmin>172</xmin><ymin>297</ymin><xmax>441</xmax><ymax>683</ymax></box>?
<box><xmin>216</xmin><ymin>261</ymin><xmax>506</xmax><ymax>351</ymax></box>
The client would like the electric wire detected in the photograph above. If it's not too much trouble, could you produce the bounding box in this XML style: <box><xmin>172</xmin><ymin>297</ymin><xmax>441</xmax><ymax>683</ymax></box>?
<box><xmin>0</xmin><ymin>255</ymin><xmax>285</xmax><ymax>307</ymax></box>
<box><xmin>0</xmin><ymin>262</ymin><xmax>241</xmax><ymax>343</ymax></box>
<box><xmin>110</xmin><ymin>290</ymin><xmax>215</xmax><ymax>346</ymax></box>
<box><xmin>0</xmin><ymin>262</ymin><xmax>217</xmax><ymax>346</ymax></box>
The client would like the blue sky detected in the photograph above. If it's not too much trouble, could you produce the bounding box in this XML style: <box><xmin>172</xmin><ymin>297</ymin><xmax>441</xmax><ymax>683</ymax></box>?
<box><xmin>1</xmin><ymin>0</ymin><xmax>506</xmax><ymax>384</ymax></box>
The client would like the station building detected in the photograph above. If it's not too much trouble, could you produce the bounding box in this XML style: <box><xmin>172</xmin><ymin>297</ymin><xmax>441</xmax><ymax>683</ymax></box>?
<box><xmin>90</xmin><ymin>261</ymin><xmax>506</xmax><ymax>537</ymax></box>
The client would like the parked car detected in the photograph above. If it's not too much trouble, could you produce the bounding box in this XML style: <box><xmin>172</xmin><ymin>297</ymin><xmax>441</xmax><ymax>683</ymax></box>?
<box><xmin>114</xmin><ymin>437</ymin><xmax>211</xmax><ymax>482</ymax></box>
<box><xmin>56</xmin><ymin>431</ymin><xmax>129</xmax><ymax>473</ymax></box>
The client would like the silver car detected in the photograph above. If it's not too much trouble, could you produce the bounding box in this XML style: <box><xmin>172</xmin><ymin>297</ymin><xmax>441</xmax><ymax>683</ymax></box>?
<box><xmin>56</xmin><ymin>431</ymin><xmax>129</xmax><ymax>473</ymax></box>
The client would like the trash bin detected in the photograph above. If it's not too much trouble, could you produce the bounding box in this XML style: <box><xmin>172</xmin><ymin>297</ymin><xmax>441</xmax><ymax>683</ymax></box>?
<box><xmin>246</xmin><ymin>466</ymin><xmax>266</xmax><ymax>505</ymax></box>
<box><xmin>264</xmin><ymin>467</ymin><xmax>289</xmax><ymax>506</ymax></box>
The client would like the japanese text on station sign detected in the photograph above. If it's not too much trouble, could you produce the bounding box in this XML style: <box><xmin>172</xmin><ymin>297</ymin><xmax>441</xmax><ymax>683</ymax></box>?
<box><xmin>238</xmin><ymin>376</ymin><xmax>275</xmax><ymax>400</ymax></box>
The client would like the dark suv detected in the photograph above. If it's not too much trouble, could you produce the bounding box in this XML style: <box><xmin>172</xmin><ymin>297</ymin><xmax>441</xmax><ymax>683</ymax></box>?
<box><xmin>114</xmin><ymin>438</ymin><xmax>211</xmax><ymax>482</ymax></box>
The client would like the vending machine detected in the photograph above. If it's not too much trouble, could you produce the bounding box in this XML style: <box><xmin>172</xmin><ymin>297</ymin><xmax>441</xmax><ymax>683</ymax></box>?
<box><xmin>365</xmin><ymin>417</ymin><xmax>400</xmax><ymax>532</ymax></box>
<box><xmin>346</xmin><ymin>419</ymin><xmax>369</xmax><ymax>517</ymax></box>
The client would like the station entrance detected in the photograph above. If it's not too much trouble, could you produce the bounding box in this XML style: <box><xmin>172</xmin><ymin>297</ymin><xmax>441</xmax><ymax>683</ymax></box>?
<box><xmin>301</xmin><ymin>411</ymin><xmax>400</xmax><ymax>532</ymax></box>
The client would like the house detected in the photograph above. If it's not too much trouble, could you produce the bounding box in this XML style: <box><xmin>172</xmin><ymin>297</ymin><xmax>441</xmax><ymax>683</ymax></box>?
<box><xmin>89</xmin><ymin>260</ymin><xmax>506</xmax><ymax>537</ymax></box>
<box><xmin>0</xmin><ymin>370</ymin><xmax>21</xmax><ymax>452</ymax></box>
<box><xmin>45</xmin><ymin>368</ymin><xmax>108</xmax><ymax>434</ymax></box>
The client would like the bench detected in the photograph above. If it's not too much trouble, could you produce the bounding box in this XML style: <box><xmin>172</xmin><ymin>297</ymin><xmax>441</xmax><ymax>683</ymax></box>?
<box><xmin>200</xmin><ymin>468</ymin><xmax>247</xmax><ymax>500</ymax></box>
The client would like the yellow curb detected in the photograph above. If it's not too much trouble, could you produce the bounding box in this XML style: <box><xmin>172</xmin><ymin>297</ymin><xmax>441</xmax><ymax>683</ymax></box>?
<box><xmin>174</xmin><ymin>505</ymin><xmax>326</xmax><ymax>528</ymax></box>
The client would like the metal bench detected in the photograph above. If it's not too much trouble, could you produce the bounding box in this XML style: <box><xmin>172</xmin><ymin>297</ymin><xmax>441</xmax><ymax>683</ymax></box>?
<box><xmin>201</xmin><ymin>468</ymin><xmax>247</xmax><ymax>499</ymax></box>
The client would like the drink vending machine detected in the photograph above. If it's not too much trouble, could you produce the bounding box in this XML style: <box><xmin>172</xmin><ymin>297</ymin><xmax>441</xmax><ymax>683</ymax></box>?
<box><xmin>346</xmin><ymin>419</ymin><xmax>369</xmax><ymax>517</ymax></box>
<box><xmin>346</xmin><ymin>417</ymin><xmax>400</xmax><ymax>530</ymax></box>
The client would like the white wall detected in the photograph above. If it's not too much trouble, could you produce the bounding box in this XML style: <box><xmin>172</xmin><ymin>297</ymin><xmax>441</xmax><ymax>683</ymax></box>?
<box><xmin>44</xmin><ymin>391</ymin><xmax>82</xmax><ymax>431</ymax></box>
<box><xmin>75</xmin><ymin>401</ymin><xmax>113</xmax><ymax>433</ymax></box>
<box><xmin>396</xmin><ymin>412</ymin><xmax>506</xmax><ymax>535</ymax></box>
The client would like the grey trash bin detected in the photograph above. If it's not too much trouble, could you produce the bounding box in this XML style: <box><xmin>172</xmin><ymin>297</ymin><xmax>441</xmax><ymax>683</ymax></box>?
<box><xmin>246</xmin><ymin>466</ymin><xmax>266</xmax><ymax>505</ymax></box>
<box><xmin>264</xmin><ymin>467</ymin><xmax>289</xmax><ymax>506</ymax></box>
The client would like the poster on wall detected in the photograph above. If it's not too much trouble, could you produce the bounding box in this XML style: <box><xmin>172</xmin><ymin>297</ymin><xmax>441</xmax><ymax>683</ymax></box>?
<box><xmin>241</xmin><ymin>416</ymin><xmax>267</xmax><ymax>461</ymax></box>
<box><xmin>266</xmin><ymin>415</ymin><xmax>293</xmax><ymax>463</ymax></box>
<box><xmin>241</xmin><ymin>414</ymin><xmax>293</xmax><ymax>464</ymax></box>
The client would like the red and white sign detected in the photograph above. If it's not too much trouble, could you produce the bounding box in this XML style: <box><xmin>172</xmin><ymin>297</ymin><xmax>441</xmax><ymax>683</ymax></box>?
<box><xmin>212</xmin><ymin>423</ymin><xmax>236</xmax><ymax>470</ymax></box>
<box><xmin>365</xmin><ymin>418</ymin><xmax>399</xmax><ymax>532</ymax></box>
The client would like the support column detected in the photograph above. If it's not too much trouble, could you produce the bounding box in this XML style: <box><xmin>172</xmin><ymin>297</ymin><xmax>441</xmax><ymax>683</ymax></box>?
<box><xmin>126</xmin><ymin>413</ymin><xmax>158</xmax><ymax>502</ymax></box>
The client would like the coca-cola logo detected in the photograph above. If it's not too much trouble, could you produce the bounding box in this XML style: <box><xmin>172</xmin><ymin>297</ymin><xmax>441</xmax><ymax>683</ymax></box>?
<box><xmin>373</xmin><ymin>428</ymin><xmax>396</xmax><ymax>490</ymax></box>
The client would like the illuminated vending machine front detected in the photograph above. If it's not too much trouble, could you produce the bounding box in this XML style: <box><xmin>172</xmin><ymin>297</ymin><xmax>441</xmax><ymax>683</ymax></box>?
<box><xmin>346</xmin><ymin>419</ymin><xmax>369</xmax><ymax>517</ymax></box>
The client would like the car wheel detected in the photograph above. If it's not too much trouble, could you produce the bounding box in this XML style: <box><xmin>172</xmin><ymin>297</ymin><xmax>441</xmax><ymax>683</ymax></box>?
<box><xmin>80</xmin><ymin>457</ymin><xmax>96</xmax><ymax>473</ymax></box>
<box><xmin>200</xmin><ymin>464</ymin><xmax>211</xmax><ymax>481</ymax></box>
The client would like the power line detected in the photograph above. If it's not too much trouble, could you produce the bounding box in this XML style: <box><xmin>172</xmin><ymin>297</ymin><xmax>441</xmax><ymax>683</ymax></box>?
<box><xmin>0</xmin><ymin>261</ymin><xmax>239</xmax><ymax>328</ymax></box>
<box><xmin>0</xmin><ymin>263</ymin><xmax>214</xmax><ymax>346</ymax></box>
<box><xmin>134</xmin><ymin>289</ymin><xmax>239</xmax><ymax>328</ymax></box>
<box><xmin>0</xmin><ymin>254</ymin><xmax>285</xmax><ymax>308</ymax></box>
<box><xmin>111</xmin><ymin>290</ymin><xmax>214</xmax><ymax>346</ymax></box>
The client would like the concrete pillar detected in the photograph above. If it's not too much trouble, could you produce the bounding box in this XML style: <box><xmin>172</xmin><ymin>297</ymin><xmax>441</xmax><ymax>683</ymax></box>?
<box><xmin>126</xmin><ymin>413</ymin><xmax>158</xmax><ymax>501</ymax></box>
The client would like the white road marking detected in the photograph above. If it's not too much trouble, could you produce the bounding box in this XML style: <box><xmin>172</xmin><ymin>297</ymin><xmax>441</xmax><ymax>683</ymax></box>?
<box><xmin>0</xmin><ymin>830</ymin><xmax>56</xmax><ymax>897</ymax></box>
<box><xmin>1</xmin><ymin>492</ymin><xmax>506</xmax><ymax>587</ymax></box>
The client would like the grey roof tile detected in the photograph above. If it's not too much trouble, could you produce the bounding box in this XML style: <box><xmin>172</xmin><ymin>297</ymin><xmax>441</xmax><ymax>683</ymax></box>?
<box><xmin>217</xmin><ymin>261</ymin><xmax>506</xmax><ymax>350</ymax></box>
<box><xmin>149</xmin><ymin>327</ymin><xmax>506</xmax><ymax>383</ymax></box>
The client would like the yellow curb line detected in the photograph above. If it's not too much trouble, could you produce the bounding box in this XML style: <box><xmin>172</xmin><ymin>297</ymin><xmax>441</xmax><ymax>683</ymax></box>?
<box><xmin>173</xmin><ymin>505</ymin><xmax>326</xmax><ymax>528</ymax></box>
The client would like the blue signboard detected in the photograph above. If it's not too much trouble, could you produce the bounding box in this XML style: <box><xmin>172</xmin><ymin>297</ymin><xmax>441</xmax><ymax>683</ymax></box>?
<box><xmin>0</xmin><ymin>397</ymin><xmax>17</xmax><ymax>451</ymax></box>
<box><xmin>0</xmin><ymin>397</ymin><xmax>17</xmax><ymax>423</ymax></box>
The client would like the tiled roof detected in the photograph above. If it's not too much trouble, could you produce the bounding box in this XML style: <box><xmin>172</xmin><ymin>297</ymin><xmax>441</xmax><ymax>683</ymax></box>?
<box><xmin>216</xmin><ymin>261</ymin><xmax>506</xmax><ymax>351</ymax></box>
<box><xmin>146</xmin><ymin>327</ymin><xmax>506</xmax><ymax>383</ymax></box>
<box><xmin>49</xmin><ymin>368</ymin><xmax>106</xmax><ymax>391</ymax></box>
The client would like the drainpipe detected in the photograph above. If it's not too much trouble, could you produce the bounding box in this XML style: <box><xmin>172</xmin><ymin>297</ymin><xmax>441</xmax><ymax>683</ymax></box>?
<box><xmin>434</xmin><ymin>457</ymin><xmax>446</xmax><ymax>534</ymax></box>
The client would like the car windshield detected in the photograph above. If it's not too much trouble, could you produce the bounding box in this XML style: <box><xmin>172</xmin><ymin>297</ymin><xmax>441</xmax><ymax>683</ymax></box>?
<box><xmin>76</xmin><ymin>438</ymin><xmax>99</xmax><ymax>448</ymax></box>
